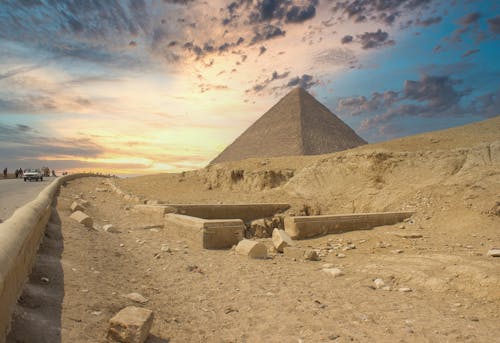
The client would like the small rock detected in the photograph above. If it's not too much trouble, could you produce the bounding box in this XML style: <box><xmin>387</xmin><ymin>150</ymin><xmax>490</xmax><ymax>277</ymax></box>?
<box><xmin>398</xmin><ymin>287</ymin><xmax>412</xmax><ymax>292</ymax></box>
<box><xmin>70</xmin><ymin>201</ymin><xmax>85</xmax><ymax>212</ymax></box>
<box><xmin>336</xmin><ymin>253</ymin><xmax>346</xmax><ymax>258</ymax></box>
<box><xmin>487</xmin><ymin>248</ymin><xmax>500</xmax><ymax>257</ymax></box>
<box><xmin>373</xmin><ymin>278</ymin><xmax>385</xmax><ymax>289</ymax></box>
<box><xmin>322</xmin><ymin>263</ymin><xmax>334</xmax><ymax>269</ymax></box>
<box><xmin>103</xmin><ymin>224</ymin><xmax>120</xmax><ymax>233</ymax></box>
<box><xmin>391</xmin><ymin>249</ymin><xmax>404</xmax><ymax>254</ymax></box>
<box><xmin>342</xmin><ymin>244</ymin><xmax>356</xmax><ymax>251</ymax></box>
<box><xmin>70</xmin><ymin>210</ymin><xmax>93</xmax><ymax>228</ymax></box>
<box><xmin>322</xmin><ymin>268</ymin><xmax>344</xmax><ymax>277</ymax></box>
<box><xmin>92</xmin><ymin>311</ymin><xmax>102</xmax><ymax>316</ymax></box>
<box><xmin>95</xmin><ymin>187</ymin><xmax>107</xmax><ymax>192</ymax></box>
<box><xmin>125</xmin><ymin>293</ymin><xmax>149</xmax><ymax>304</ymax></box>
<box><xmin>108</xmin><ymin>306</ymin><xmax>154</xmax><ymax>343</ymax></box>
<box><xmin>160</xmin><ymin>244</ymin><xmax>171</xmax><ymax>252</ymax></box>
<box><xmin>303</xmin><ymin>249</ymin><xmax>320</xmax><ymax>261</ymax></box>
<box><xmin>235</xmin><ymin>239</ymin><xmax>267</xmax><ymax>259</ymax></box>
<box><xmin>272</xmin><ymin>229</ymin><xmax>294</xmax><ymax>252</ymax></box>
<box><xmin>120</xmin><ymin>243</ymin><xmax>125</xmax><ymax>247</ymax></box>
<box><xmin>393</xmin><ymin>232</ymin><xmax>423</xmax><ymax>239</ymax></box>
<box><xmin>41</xmin><ymin>277</ymin><xmax>49</xmax><ymax>283</ymax></box>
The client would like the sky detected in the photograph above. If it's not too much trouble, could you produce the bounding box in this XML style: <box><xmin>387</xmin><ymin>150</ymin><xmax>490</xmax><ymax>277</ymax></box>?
<box><xmin>0</xmin><ymin>0</ymin><xmax>499</xmax><ymax>175</ymax></box>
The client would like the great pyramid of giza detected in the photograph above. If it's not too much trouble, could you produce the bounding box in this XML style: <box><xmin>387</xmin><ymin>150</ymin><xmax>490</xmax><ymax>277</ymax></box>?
<box><xmin>210</xmin><ymin>87</ymin><xmax>367</xmax><ymax>164</ymax></box>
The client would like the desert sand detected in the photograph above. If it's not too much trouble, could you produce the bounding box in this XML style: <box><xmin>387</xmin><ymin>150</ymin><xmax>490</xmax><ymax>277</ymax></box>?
<box><xmin>7</xmin><ymin>116</ymin><xmax>500</xmax><ymax>343</ymax></box>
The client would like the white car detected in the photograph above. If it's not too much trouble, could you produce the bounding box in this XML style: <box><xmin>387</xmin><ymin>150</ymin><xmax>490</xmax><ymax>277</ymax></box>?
<box><xmin>24</xmin><ymin>169</ymin><xmax>43</xmax><ymax>182</ymax></box>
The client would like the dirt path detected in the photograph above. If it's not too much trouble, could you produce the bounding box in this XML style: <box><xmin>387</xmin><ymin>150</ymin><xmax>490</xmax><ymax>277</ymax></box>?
<box><xmin>7</xmin><ymin>177</ymin><xmax>499</xmax><ymax>343</ymax></box>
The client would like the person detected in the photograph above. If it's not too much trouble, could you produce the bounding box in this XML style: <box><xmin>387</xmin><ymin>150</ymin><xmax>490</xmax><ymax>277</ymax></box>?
<box><xmin>51</xmin><ymin>169</ymin><xmax>56</xmax><ymax>177</ymax></box>
<box><xmin>15</xmin><ymin>169</ymin><xmax>18</xmax><ymax>178</ymax></box>
<box><xmin>18</xmin><ymin>168</ymin><xmax>23</xmax><ymax>178</ymax></box>
<box><xmin>3</xmin><ymin>168</ymin><xmax>7</xmax><ymax>178</ymax></box>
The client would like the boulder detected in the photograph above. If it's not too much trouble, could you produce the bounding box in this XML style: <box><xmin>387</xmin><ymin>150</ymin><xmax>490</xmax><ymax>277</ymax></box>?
<box><xmin>487</xmin><ymin>248</ymin><xmax>500</xmax><ymax>257</ymax></box>
<box><xmin>108</xmin><ymin>306</ymin><xmax>154</xmax><ymax>343</ymax></box>
<box><xmin>235</xmin><ymin>239</ymin><xmax>267</xmax><ymax>259</ymax></box>
<box><xmin>70</xmin><ymin>211</ymin><xmax>93</xmax><ymax>228</ymax></box>
<box><xmin>272</xmin><ymin>229</ymin><xmax>294</xmax><ymax>252</ymax></box>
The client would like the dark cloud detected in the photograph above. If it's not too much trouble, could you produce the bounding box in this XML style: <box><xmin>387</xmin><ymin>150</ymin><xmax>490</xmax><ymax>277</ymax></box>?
<box><xmin>487</xmin><ymin>16</ymin><xmax>500</xmax><ymax>34</ymax></box>
<box><xmin>0</xmin><ymin>123</ymin><xmax>104</xmax><ymax>160</ymax></box>
<box><xmin>286</xmin><ymin>74</ymin><xmax>316</xmax><ymax>90</ymax></box>
<box><xmin>331</xmin><ymin>0</ymin><xmax>436</xmax><ymax>27</ymax></box>
<box><xmin>357</xmin><ymin>29</ymin><xmax>395</xmax><ymax>49</ymax></box>
<box><xmin>459</xmin><ymin>12</ymin><xmax>481</xmax><ymax>25</ymax></box>
<box><xmin>415</xmin><ymin>16</ymin><xmax>442</xmax><ymax>27</ymax></box>
<box><xmin>286</xmin><ymin>4</ymin><xmax>316</xmax><ymax>23</ymax></box>
<box><xmin>335</xmin><ymin>73</ymin><xmax>498</xmax><ymax>134</ymax></box>
<box><xmin>250</xmin><ymin>24</ymin><xmax>286</xmax><ymax>44</ymax></box>
<box><xmin>341</xmin><ymin>35</ymin><xmax>353</xmax><ymax>44</ymax></box>
<box><xmin>247</xmin><ymin>70</ymin><xmax>290</xmax><ymax>93</ymax></box>
<box><xmin>462</xmin><ymin>49</ymin><xmax>480</xmax><ymax>58</ymax></box>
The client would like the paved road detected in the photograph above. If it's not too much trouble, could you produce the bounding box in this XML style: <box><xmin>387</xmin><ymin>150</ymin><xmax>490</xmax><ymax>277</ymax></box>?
<box><xmin>0</xmin><ymin>177</ymin><xmax>57</xmax><ymax>222</ymax></box>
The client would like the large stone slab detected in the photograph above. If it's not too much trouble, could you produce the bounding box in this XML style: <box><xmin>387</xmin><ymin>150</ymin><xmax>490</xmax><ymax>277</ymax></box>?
<box><xmin>284</xmin><ymin>211</ymin><xmax>414</xmax><ymax>239</ymax></box>
<box><xmin>164</xmin><ymin>214</ymin><xmax>244</xmax><ymax>249</ymax></box>
<box><xmin>167</xmin><ymin>203</ymin><xmax>289</xmax><ymax>222</ymax></box>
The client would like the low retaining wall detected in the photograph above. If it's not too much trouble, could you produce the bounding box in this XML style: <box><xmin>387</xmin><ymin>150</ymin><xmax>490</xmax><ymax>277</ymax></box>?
<box><xmin>164</xmin><ymin>213</ymin><xmax>244</xmax><ymax>249</ymax></box>
<box><xmin>284</xmin><ymin>211</ymin><xmax>414</xmax><ymax>239</ymax></box>
<box><xmin>0</xmin><ymin>173</ymin><xmax>102</xmax><ymax>342</ymax></box>
<box><xmin>168</xmin><ymin>203</ymin><xmax>290</xmax><ymax>222</ymax></box>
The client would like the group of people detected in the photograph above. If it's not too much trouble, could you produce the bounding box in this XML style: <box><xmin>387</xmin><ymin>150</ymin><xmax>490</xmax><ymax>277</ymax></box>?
<box><xmin>2</xmin><ymin>167</ymin><xmax>58</xmax><ymax>178</ymax></box>
<box><xmin>14</xmin><ymin>168</ymin><xmax>24</xmax><ymax>178</ymax></box>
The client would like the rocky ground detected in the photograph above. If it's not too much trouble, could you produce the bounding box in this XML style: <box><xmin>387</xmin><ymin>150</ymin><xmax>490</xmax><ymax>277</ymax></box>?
<box><xmin>7</xmin><ymin>117</ymin><xmax>500</xmax><ymax>342</ymax></box>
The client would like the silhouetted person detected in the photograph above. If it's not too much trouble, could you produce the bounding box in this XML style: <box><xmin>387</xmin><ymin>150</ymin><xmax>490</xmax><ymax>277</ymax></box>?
<box><xmin>3</xmin><ymin>168</ymin><xmax>7</xmax><ymax>178</ymax></box>
<box><xmin>52</xmin><ymin>169</ymin><xmax>56</xmax><ymax>177</ymax></box>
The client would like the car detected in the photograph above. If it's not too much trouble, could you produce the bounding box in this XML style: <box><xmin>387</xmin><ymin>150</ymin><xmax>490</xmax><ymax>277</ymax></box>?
<box><xmin>23</xmin><ymin>169</ymin><xmax>43</xmax><ymax>182</ymax></box>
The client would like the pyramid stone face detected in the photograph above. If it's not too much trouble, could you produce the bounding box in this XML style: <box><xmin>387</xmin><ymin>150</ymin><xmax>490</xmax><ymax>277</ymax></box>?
<box><xmin>210</xmin><ymin>88</ymin><xmax>366</xmax><ymax>164</ymax></box>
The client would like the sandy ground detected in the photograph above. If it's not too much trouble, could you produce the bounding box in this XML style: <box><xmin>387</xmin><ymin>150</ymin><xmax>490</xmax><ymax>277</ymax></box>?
<box><xmin>7</xmin><ymin>116</ymin><xmax>500</xmax><ymax>342</ymax></box>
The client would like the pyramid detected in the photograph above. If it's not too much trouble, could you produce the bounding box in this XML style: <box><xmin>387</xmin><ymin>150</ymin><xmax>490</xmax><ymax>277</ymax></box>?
<box><xmin>210</xmin><ymin>87</ymin><xmax>367</xmax><ymax>164</ymax></box>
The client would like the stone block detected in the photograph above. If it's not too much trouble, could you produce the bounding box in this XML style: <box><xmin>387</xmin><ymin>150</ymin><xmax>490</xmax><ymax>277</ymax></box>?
<box><xmin>284</xmin><ymin>211</ymin><xmax>414</xmax><ymax>239</ymax></box>
<box><xmin>70</xmin><ymin>211</ymin><xmax>93</xmax><ymax>228</ymax></box>
<box><xmin>107</xmin><ymin>306</ymin><xmax>154</xmax><ymax>343</ymax></box>
<box><xmin>235</xmin><ymin>239</ymin><xmax>267</xmax><ymax>259</ymax></box>
<box><xmin>272</xmin><ymin>229</ymin><xmax>294</xmax><ymax>252</ymax></box>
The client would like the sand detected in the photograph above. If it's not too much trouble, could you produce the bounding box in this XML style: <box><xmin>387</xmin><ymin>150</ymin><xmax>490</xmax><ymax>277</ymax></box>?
<box><xmin>7</xmin><ymin>116</ymin><xmax>500</xmax><ymax>342</ymax></box>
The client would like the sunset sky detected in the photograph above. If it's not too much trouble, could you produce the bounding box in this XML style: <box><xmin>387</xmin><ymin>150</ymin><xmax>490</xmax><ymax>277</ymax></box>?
<box><xmin>1</xmin><ymin>0</ymin><xmax>499</xmax><ymax>175</ymax></box>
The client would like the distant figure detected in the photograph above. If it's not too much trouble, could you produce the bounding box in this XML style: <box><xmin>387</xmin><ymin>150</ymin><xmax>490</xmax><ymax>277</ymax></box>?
<box><xmin>18</xmin><ymin>168</ymin><xmax>23</xmax><ymax>177</ymax></box>
<box><xmin>15</xmin><ymin>169</ymin><xmax>19</xmax><ymax>178</ymax></box>
<box><xmin>3</xmin><ymin>168</ymin><xmax>7</xmax><ymax>178</ymax></box>
<box><xmin>52</xmin><ymin>169</ymin><xmax>57</xmax><ymax>177</ymax></box>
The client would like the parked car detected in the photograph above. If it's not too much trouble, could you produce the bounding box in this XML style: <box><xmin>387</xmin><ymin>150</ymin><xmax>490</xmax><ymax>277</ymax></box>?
<box><xmin>24</xmin><ymin>169</ymin><xmax>43</xmax><ymax>182</ymax></box>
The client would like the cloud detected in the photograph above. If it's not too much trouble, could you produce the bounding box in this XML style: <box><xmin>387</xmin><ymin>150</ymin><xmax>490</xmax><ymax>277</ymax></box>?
<box><xmin>462</xmin><ymin>49</ymin><xmax>480</xmax><ymax>58</ymax></box>
<box><xmin>314</xmin><ymin>48</ymin><xmax>357</xmax><ymax>66</ymax></box>
<box><xmin>0</xmin><ymin>123</ymin><xmax>104</xmax><ymax>160</ymax></box>
<box><xmin>357</xmin><ymin>29</ymin><xmax>395</xmax><ymax>49</ymax></box>
<box><xmin>459</xmin><ymin>12</ymin><xmax>481</xmax><ymax>26</ymax></box>
<box><xmin>488</xmin><ymin>16</ymin><xmax>500</xmax><ymax>34</ymax></box>
<box><xmin>285</xmin><ymin>4</ymin><xmax>317</xmax><ymax>23</ymax></box>
<box><xmin>341</xmin><ymin>35</ymin><xmax>353</xmax><ymax>44</ymax></box>
<box><xmin>415</xmin><ymin>16</ymin><xmax>442</xmax><ymax>27</ymax></box>
<box><xmin>247</xmin><ymin>0</ymin><xmax>318</xmax><ymax>24</ymax></box>
<box><xmin>250</xmin><ymin>24</ymin><xmax>286</xmax><ymax>44</ymax></box>
<box><xmin>447</xmin><ymin>11</ymin><xmax>484</xmax><ymax>43</ymax></box>
<box><xmin>247</xmin><ymin>70</ymin><xmax>290</xmax><ymax>93</ymax></box>
<box><xmin>286</xmin><ymin>74</ymin><xmax>316</xmax><ymax>89</ymax></box>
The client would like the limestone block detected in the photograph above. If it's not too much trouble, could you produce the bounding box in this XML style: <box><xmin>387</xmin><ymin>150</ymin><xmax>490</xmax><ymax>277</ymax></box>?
<box><xmin>70</xmin><ymin>201</ymin><xmax>85</xmax><ymax>212</ymax></box>
<box><xmin>108</xmin><ymin>306</ymin><xmax>154</xmax><ymax>343</ymax></box>
<box><xmin>272</xmin><ymin>229</ymin><xmax>294</xmax><ymax>252</ymax></box>
<box><xmin>235</xmin><ymin>239</ymin><xmax>267</xmax><ymax>259</ymax></box>
<box><xmin>70</xmin><ymin>211</ymin><xmax>93</xmax><ymax>227</ymax></box>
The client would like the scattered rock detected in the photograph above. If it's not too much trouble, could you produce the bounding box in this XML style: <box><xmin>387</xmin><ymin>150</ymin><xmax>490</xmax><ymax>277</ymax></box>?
<box><xmin>235</xmin><ymin>239</ymin><xmax>268</xmax><ymax>259</ymax></box>
<box><xmin>272</xmin><ymin>229</ymin><xmax>294</xmax><ymax>252</ymax></box>
<box><xmin>303</xmin><ymin>249</ymin><xmax>320</xmax><ymax>261</ymax></box>
<box><xmin>103</xmin><ymin>224</ymin><xmax>120</xmax><ymax>233</ymax></box>
<box><xmin>373</xmin><ymin>278</ymin><xmax>385</xmax><ymax>289</ymax></box>
<box><xmin>487</xmin><ymin>248</ymin><xmax>500</xmax><ymax>257</ymax></box>
<box><xmin>160</xmin><ymin>244</ymin><xmax>171</xmax><ymax>252</ymax></box>
<box><xmin>95</xmin><ymin>187</ymin><xmax>107</xmax><ymax>192</ymax></box>
<box><xmin>342</xmin><ymin>244</ymin><xmax>356</xmax><ymax>251</ymax></box>
<box><xmin>393</xmin><ymin>232</ymin><xmax>423</xmax><ymax>239</ymax></box>
<box><xmin>108</xmin><ymin>306</ymin><xmax>154</xmax><ymax>343</ymax></box>
<box><xmin>398</xmin><ymin>287</ymin><xmax>412</xmax><ymax>293</ymax></box>
<box><xmin>125</xmin><ymin>293</ymin><xmax>149</xmax><ymax>304</ymax></box>
<box><xmin>70</xmin><ymin>211</ymin><xmax>93</xmax><ymax>228</ymax></box>
<box><xmin>248</xmin><ymin>219</ymin><xmax>272</xmax><ymax>238</ymax></box>
<box><xmin>391</xmin><ymin>249</ymin><xmax>404</xmax><ymax>254</ymax></box>
<box><xmin>322</xmin><ymin>267</ymin><xmax>344</xmax><ymax>278</ymax></box>
<box><xmin>70</xmin><ymin>201</ymin><xmax>85</xmax><ymax>212</ymax></box>
<box><xmin>336</xmin><ymin>253</ymin><xmax>346</xmax><ymax>258</ymax></box>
